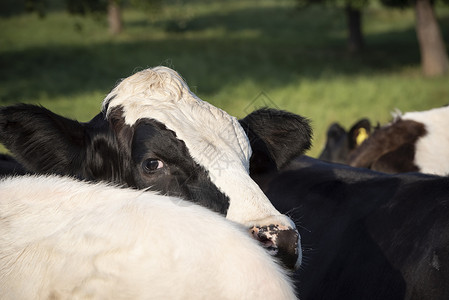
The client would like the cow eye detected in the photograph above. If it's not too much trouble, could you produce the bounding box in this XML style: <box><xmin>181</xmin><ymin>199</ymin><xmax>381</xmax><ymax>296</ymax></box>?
<box><xmin>142</xmin><ymin>159</ymin><xmax>164</xmax><ymax>173</ymax></box>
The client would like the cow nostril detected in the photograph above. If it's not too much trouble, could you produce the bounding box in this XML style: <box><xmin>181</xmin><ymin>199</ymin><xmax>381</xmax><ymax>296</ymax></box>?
<box><xmin>250</xmin><ymin>225</ymin><xmax>300</xmax><ymax>270</ymax></box>
<box><xmin>251</xmin><ymin>228</ymin><xmax>275</xmax><ymax>248</ymax></box>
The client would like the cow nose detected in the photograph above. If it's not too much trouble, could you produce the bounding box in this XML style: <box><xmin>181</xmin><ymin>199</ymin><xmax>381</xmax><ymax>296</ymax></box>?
<box><xmin>250</xmin><ymin>225</ymin><xmax>301</xmax><ymax>270</ymax></box>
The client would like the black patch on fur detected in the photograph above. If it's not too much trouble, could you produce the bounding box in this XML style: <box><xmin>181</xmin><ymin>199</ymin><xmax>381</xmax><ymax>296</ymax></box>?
<box><xmin>239</xmin><ymin>108</ymin><xmax>312</xmax><ymax>174</ymax></box>
<box><xmin>0</xmin><ymin>104</ymin><xmax>229</xmax><ymax>215</ymax></box>
<box><xmin>127</xmin><ymin>115</ymin><xmax>230</xmax><ymax>214</ymax></box>
<box><xmin>0</xmin><ymin>104</ymin><xmax>88</xmax><ymax>175</ymax></box>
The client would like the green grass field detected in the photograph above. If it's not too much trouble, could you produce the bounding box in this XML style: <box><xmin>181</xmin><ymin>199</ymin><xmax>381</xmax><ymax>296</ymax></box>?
<box><xmin>1</xmin><ymin>0</ymin><xmax>449</xmax><ymax>156</ymax></box>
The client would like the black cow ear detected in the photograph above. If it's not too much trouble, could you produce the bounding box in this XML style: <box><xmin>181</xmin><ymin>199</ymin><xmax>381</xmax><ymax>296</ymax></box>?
<box><xmin>318</xmin><ymin>123</ymin><xmax>349</xmax><ymax>163</ymax></box>
<box><xmin>0</xmin><ymin>104</ymin><xmax>87</xmax><ymax>175</ymax></box>
<box><xmin>240</xmin><ymin>108</ymin><xmax>312</xmax><ymax>172</ymax></box>
<box><xmin>348</xmin><ymin>118</ymin><xmax>371</xmax><ymax>150</ymax></box>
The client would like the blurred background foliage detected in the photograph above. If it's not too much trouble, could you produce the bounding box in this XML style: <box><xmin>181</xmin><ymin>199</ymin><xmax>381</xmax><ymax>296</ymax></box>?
<box><xmin>1</xmin><ymin>0</ymin><xmax>448</xmax><ymax>156</ymax></box>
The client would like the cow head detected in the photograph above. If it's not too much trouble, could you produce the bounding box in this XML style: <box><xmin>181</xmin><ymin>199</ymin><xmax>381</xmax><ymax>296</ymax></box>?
<box><xmin>319</xmin><ymin>118</ymin><xmax>371</xmax><ymax>164</ymax></box>
<box><xmin>0</xmin><ymin>67</ymin><xmax>312</xmax><ymax>269</ymax></box>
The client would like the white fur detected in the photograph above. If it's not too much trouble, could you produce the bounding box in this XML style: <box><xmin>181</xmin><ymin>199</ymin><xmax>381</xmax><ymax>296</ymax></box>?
<box><xmin>402</xmin><ymin>106</ymin><xmax>449</xmax><ymax>175</ymax></box>
<box><xmin>103</xmin><ymin>67</ymin><xmax>300</xmax><ymax>268</ymax></box>
<box><xmin>0</xmin><ymin>175</ymin><xmax>296</xmax><ymax>300</ymax></box>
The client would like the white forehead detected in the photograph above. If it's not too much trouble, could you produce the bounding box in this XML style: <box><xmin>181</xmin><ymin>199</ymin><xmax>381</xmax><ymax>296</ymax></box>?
<box><xmin>103</xmin><ymin>66</ymin><xmax>252</xmax><ymax>175</ymax></box>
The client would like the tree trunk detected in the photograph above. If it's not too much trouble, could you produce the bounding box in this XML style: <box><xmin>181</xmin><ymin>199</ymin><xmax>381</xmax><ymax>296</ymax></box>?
<box><xmin>415</xmin><ymin>0</ymin><xmax>449</xmax><ymax>76</ymax></box>
<box><xmin>345</xmin><ymin>5</ymin><xmax>364</xmax><ymax>53</ymax></box>
<box><xmin>108</xmin><ymin>0</ymin><xmax>122</xmax><ymax>35</ymax></box>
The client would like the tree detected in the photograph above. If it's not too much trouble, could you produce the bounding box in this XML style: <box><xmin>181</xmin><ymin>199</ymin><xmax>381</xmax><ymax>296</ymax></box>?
<box><xmin>107</xmin><ymin>0</ymin><xmax>123</xmax><ymax>35</ymax></box>
<box><xmin>345</xmin><ymin>2</ymin><xmax>365</xmax><ymax>53</ymax></box>
<box><xmin>297</xmin><ymin>0</ymin><xmax>369</xmax><ymax>53</ymax></box>
<box><xmin>66</xmin><ymin>0</ymin><xmax>123</xmax><ymax>35</ymax></box>
<box><xmin>66</xmin><ymin>0</ymin><xmax>161</xmax><ymax>35</ymax></box>
<box><xmin>299</xmin><ymin>0</ymin><xmax>449</xmax><ymax>75</ymax></box>
<box><xmin>382</xmin><ymin>0</ymin><xmax>449</xmax><ymax>76</ymax></box>
<box><xmin>414</xmin><ymin>0</ymin><xmax>448</xmax><ymax>76</ymax></box>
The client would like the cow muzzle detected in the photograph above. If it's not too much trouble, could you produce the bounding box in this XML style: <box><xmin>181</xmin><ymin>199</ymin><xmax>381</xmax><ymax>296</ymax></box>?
<box><xmin>251</xmin><ymin>224</ymin><xmax>301</xmax><ymax>270</ymax></box>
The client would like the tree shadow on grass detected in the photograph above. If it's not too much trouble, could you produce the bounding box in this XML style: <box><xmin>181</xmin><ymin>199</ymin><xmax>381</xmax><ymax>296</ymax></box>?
<box><xmin>1</xmin><ymin>5</ymin><xmax>446</xmax><ymax>105</ymax></box>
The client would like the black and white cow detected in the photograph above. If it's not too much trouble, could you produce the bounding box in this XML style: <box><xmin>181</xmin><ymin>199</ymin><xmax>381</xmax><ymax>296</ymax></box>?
<box><xmin>0</xmin><ymin>66</ymin><xmax>312</xmax><ymax>270</ymax></box>
<box><xmin>318</xmin><ymin>118</ymin><xmax>371</xmax><ymax>164</ymax></box>
<box><xmin>0</xmin><ymin>175</ymin><xmax>297</xmax><ymax>299</ymax></box>
<box><xmin>348</xmin><ymin>106</ymin><xmax>449</xmax><ymax>175</ymax></box>
<box><xmin>249</xmin><ymin>150</ymin><xmax>449</xmax><ymax>300</ymax></box>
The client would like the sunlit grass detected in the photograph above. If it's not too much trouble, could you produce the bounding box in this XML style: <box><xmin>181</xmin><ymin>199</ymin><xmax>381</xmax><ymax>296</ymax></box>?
<box><xmin>1</xmin><ymin>0</ymin><xmax>449</xmax><ymax>157</ymax></box>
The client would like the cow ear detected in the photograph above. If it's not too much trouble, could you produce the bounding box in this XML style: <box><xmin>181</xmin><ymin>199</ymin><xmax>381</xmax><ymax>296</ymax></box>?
<box><xmin>318</xmin><ymin>123</ymin><xmax>349</xmax><ymax>163</ymax></box>
<box><xmin>0</xmin><ymin>104</ymin><xmax>87</xmax><ymax>175</ymax></box>
<box><xmin>348</xmin><ymin>118</ymin><xmax>371</xmax><ymax>150</ymax></box>
<box><xmin>239</xmin><ymin>108</ymin><xmax>312</xmax><ymax>172</ymax></box>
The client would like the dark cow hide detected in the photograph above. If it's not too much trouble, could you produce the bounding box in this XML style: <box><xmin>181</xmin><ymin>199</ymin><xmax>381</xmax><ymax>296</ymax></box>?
<box><xmin>249</xmin><ymin>154</ymin><xmax>449</xmax><ymax>300</ymax></box>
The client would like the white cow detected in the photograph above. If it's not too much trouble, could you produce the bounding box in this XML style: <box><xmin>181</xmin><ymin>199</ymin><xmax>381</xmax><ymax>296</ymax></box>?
<box><xmin>0</xmin><ymin>66</ymin><xmax>313</xmax><ymax>269</ymax></box>
<box><xmin>0</xmin><ymin>175</ymin><xmax>296</xmax><ymax>300</ymax></box>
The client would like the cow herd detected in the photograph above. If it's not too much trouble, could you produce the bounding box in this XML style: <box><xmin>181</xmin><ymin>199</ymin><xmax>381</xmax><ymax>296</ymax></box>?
<box><xmin>319</xmin><ymin>105</ymin><xmax>449</xmax><ymax>176</ymax></box>
<box><xmin>0</xmin><ymin>66</ymin><xmax>448</xmax><ymax>300</ymax></box>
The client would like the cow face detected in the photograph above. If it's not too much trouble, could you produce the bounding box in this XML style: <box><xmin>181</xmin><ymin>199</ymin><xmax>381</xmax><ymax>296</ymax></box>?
<box><xmin>107</xmin><ymin>109</ymin><xmax>232</xmax><ymax>214</ymax></box>
<box><xmin>319</xmin><ymin>119</ymin><xmax>371</xmax><ymax>164</ymax></box>
<box><xmin>0</xmin><ymin>67</ymin><xmax>312</xmax><ymax>270</ymax></box>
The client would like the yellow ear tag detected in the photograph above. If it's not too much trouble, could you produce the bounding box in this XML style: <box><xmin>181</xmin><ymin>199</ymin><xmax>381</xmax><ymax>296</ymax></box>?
<box><xmin>356</xmin><ymin>128</ymin><xmax>369</xmax><ymax>146</ymax></box>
